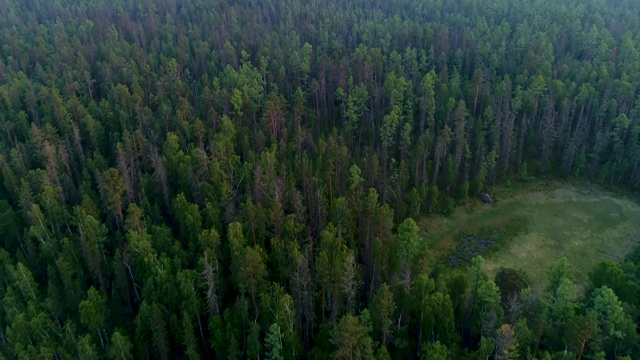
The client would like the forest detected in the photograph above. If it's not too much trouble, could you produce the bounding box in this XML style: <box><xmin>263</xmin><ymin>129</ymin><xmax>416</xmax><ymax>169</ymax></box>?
<box><xmin>1</xmin><ymin>0</ymin><xmax>640</xmax><ymax>358</ymax></box>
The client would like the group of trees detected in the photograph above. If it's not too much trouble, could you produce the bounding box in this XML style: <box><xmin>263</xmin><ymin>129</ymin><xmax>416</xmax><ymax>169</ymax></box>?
<box><xmin>1</xmin><ymin>0</ymin><xmax>640</xmax><ymax>358</ymax></box>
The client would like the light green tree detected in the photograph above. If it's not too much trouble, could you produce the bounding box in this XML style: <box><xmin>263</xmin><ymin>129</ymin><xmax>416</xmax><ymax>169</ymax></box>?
<box><xmin>266</xmin><ymin>323</ymin><xmax>284</xmax><ymax>360</ymax></box>
<box><xmin>108</xmin><ymin>330</ymin><xmax>133</xmax><ymax>360</ymax></box>
<box><xmin>79</xmin><ymin>287</ymin><xmax>109</xmax><ymax>347</ymax></box>
<box><xmin>420</xmin><ymin>341</ymin><xmax>450</xmax><ymax>360</ymax></box>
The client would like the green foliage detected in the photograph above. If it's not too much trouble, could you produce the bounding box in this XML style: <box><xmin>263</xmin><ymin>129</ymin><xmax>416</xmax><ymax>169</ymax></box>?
<box><xmin>266</xmin><ymin>323</ymin><xmax>284</xmax><ymax>360</ymax></box>
<box><xmin>397</xmin><ymin>218</ymin><xmax>422</xmax><ymax>264</ymax></box>
<box><xmin>547</xmin><ymin>259</ymin><xmax>579</xmax><ymax>335</ymax></box>
<box><xmin>477</xmin><ymin>280</ymin><xmax>501</xmax><ymax>312</ymax></box>
<box><xmin>247</xmin><ymin>322</ymin><xmax>262</xmax><ymax>360</ymax></box>
<box><xmin>78</xmin><ymin>334</ymin><xmax>100</xmax><ymax>359</ymax></box>
<box><xmin>108</xmin><ymin>330</ymin><xmax>133</xmax><ymax>360</ymax></box>
<box><xmin>79</xmin><ymin>287</ymin><xmax>108</xmax><ymax>335</ymax></box>
<box><xmin>331</xmin><ymin>313</ymin><xmax>375</xmax><ymax>360</ymax></box>
<box><xmin>419</xmin><ymin>341</ymin><xmax>450</xmax><ymax>360</ymax></box>
<box><xmin>98</xmin><ymin>174</ymin><xmax>122</xmax><ymax>219</ymax></box>
<box><xmin>588</xmin><ymin>260</ymin><xmax>638</xmax><ymax>305</ymax></box>
<box><xmin>588</xmin><ymin>287</ymin><xmax>635</xmax><ymax>345</ymax></box>
<box><xmin>1</xmin><ymin>0</ymin><xmax>640</xmax><ymax>358</ymax></box>
<box><xmin>370</xmin><ymin>283</ymin><xmax>395</xmax><ymax>346</ymax></box>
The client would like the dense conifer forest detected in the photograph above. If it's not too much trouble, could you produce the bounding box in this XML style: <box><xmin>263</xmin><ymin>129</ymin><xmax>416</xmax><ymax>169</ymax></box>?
<box><xmin>1</xmin><ymin>0</ymin><xmax>640</xmax><ymax>358</ymax></box>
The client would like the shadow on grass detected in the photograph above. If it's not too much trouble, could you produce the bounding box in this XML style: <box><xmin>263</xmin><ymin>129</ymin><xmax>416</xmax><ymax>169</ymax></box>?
<box><xmin>445</xmin><ymin>215</ymin><xmax>529</xmax><ymax>267</ymax></box>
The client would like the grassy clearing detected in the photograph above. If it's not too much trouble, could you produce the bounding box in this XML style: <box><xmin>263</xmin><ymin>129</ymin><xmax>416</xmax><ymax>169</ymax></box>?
<box><xmin>420</xmin><ymin>181</ymin><xmax>640</xmax><ymax>289</ymax></box>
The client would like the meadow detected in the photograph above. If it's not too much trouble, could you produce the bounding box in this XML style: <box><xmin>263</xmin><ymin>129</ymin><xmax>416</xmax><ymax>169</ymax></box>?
<box><xmin>420</xmin><ymin>181</ymin><xmax>640</xmax><ymax>288</ymax></box>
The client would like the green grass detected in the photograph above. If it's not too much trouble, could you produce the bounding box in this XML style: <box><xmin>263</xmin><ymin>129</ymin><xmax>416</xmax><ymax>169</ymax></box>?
<box><xmin>420</xmin><ymin>181</ymin><xmax>640</xmax><ymax>289</ymax></box>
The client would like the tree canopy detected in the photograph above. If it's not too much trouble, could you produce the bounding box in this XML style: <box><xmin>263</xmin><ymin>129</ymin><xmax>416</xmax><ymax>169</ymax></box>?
<box><xmin>1</xmin><ymin>0</ymin><xmax>640</xmax><ymax>358</ymax></box>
